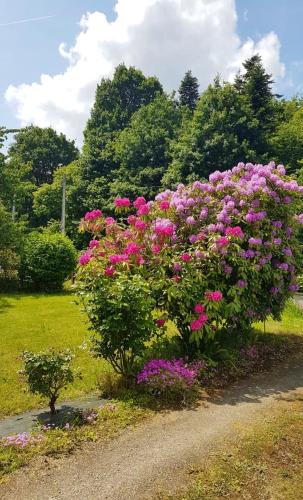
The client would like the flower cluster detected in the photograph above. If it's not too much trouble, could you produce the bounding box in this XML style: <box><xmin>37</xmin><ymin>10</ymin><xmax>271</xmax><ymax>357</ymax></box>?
<box><xmin>2</xmin><ymin>432</ymin><xmax>44</xmax><ymax>448</ymax></box>
<box><xmin>137</xmin><ymin>358</ymin><xmax>204</xmax><ymax>398</ymax></box>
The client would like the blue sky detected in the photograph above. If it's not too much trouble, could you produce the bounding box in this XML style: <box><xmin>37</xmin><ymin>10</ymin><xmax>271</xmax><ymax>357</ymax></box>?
<box><xmin>1</xmin><ymin>0</ymin><xmax>302</xmax><ymax>142</ymax></box>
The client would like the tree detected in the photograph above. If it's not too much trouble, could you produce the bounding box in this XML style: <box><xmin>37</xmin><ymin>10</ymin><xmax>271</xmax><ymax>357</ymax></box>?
<box><xmin>235</xmin><ymin>54</ymin><xmax>278</xmax><ymax>156</ymax></box>
<box><xmin>163</xmin><ymin>79</ymin><xmax>258</xmax><ymax>187</ymax></box>
<box><xmin>178</xmin><ymin>70</ymin><xmax>199</xmax><ymax>111</ymax></box>
<box><xmin>271</xmin><ymin>107</ymin><xmax>303</xmax><ymax>172</ymax></box>
<box><xmin>8</xmin><ymin>126</ymin><xmax>79</xmax><ymax>186</ymax></box>
<box><xmin>33</xmin><ymin>161</ymin><xmax>83</xmax><ymax>230</ymax></box>
<box><xmin>113</xmin><ymin>94</ymin><xmax>181</xmax><ymax>200</ymax></box>
<box><xmin>82</xmin><ymin>64</ymin><xmax>163</xmax><ymax>180</ymax></box>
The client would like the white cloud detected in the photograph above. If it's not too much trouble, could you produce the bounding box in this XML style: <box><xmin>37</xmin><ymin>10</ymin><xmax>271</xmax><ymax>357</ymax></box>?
<box><xmin>5</xmin><ymin>0</ymin><xmax>286</xmax><ymax>145</ymax></box>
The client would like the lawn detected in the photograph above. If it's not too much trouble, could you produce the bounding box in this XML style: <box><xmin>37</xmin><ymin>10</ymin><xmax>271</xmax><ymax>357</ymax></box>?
<box><xmin>0</xmin><ymin>292</ymin><xmax>107</xmax><ymax>417</ymax></box>
<box><xmin>0</xmin><ymin>292</ymin><xmax>302</xmax><ymax>418</ymax></box>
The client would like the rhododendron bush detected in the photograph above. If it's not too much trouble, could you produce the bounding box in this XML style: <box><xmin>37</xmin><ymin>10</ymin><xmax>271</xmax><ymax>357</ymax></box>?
<box><xmin>76</xmin><ymin>162</ymin><xmax>303</xmax><ymax>374</ymax></box>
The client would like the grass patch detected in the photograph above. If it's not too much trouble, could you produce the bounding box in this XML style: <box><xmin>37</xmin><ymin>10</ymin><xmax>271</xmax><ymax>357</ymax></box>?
<box><xmin>179</xmin><ymin>400</ymin><xmax>303</xmax><ymax>499</ymax></box>
<box><xmin>0</xmin><ymin>292</ymin><xmax>107</xmax><ymax>417</ymax></box>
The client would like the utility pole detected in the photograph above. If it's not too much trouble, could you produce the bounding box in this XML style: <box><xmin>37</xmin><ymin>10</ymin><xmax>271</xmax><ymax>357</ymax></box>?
<box><xmin>61</xmin><ymin>174</ymin><xmax>66</xmax><ymax>235</ymax></box>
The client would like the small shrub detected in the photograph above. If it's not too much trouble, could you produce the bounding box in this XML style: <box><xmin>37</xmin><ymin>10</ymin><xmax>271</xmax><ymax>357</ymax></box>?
<box><xmin>21</xmin><ymin>350</ymin><xmax>78</xmax><ymax>415</ymax></box>
<box><xmin>136</xmin><ymin>358</ymin><xmax>204</xmax><ymax>402</ymax></box>
<box><xmin>21</xmin><ymin>232</ymin><xmax>77</xmax><ymax>291</ymax></box>
<box><xmin>0</xmin><ymin>248</ymin><xmax>20</xmax><ymax>290</ymax></box>
<box><xmin>79</xmin><ymin>273</ymin><xmax>157</xmax><ymax>377</ymax></box>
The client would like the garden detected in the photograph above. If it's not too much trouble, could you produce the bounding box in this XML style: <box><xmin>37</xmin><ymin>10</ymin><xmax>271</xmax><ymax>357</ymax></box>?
<box><xmin>1</xmin><ymin>160</ymin><xmax>303</xmax><ymax>483</ymax></box>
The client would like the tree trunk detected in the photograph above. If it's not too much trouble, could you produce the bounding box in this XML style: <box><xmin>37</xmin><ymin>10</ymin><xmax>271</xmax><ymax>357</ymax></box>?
<box><xmin>49</xmin><ymin>395</ymin><xmax>57</xmax><ymax>416</ymax></box>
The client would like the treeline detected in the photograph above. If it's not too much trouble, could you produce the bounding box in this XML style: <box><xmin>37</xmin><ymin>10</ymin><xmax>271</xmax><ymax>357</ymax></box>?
<box><xmin>1</xmin><ymin>54</ymin><xmax>303</xmax><ymax>249</ymax></box>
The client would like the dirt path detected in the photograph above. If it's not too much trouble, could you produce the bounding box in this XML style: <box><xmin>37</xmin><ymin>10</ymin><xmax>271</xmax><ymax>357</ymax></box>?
<box><xmin>2</xmin><ymin>352</ymin><xmax>303</xmax><ymax>500</ymax></box>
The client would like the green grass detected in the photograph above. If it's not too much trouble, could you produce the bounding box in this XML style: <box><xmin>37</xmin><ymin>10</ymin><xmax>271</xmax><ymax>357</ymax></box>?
<box><xmin>0</xmin><ymin>293</ymin><xmax>302</xmax><ymax>418</ymax></box>
<box><xmin>0</xmin><ymin>292</ymin><xmax>107</xmax><ymax>417</ymax></box>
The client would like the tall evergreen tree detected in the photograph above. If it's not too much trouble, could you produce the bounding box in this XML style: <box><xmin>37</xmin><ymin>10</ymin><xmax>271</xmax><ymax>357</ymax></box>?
<box><xmin>178</xmin><ymin>70</ymin><xmax>199</xmax><ymax>111</ymax></box>
<box><xmin>235</xmin><ymin>54</ymin><xmax>278</xmax><ymax>156</ymax></box>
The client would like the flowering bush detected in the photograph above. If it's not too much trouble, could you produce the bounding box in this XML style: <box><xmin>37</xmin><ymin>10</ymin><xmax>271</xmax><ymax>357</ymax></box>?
<box><xmin>77</xmin><ymin>162</ymin><xmax>302</xmax><ymax>364</ymax></box>
<box><xmin>137</xmin><ymin>358</ymin><xmax>203</xmax><ymax>401</ymax></box>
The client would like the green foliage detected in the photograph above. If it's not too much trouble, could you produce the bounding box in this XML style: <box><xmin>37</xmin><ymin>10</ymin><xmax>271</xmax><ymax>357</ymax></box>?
<box><xmin>113</xmin><ymin>94</ymin><xmax>181</xmax><ymax>199</ymax></box>
<box><xmin>178</xmin><ymin>70</ymin><xmax>200</xmax><ymax>111</ymax></box>
<box><xmin>78</xmin><ymin>273</ymin><xmax>157</xmax><ymax>376</ymax></box>
<box><xmin>21</xmin><ymin>349</ymin><xmax>77</xmax><ymax>414</ymax></box>
<box><xmin>271</xmin><ymin>108</ymin><xmax>303</xmax><ymax>172</ymax></box>
<box><xmin>21</xmin><ymin>232</ymin><xmax>77</xmax><ymax>291</ymax></box>
<box><xmin>8</xmin><ymin>126</ymin><xmax>79</xmax><ymax>186</ymax></box>
<box><xmin>83</xmin><ymin>64</ymin><xmax>163</xmax><ymax>180</ymax></box>
<box><xmin>0</xmin><ymin>202</ymin><xmax>23</xmax><ymax>290</ymax></box>
<box><xmin>164</xmin><ymin>80</ymin><xmax>258</xmax><ymax>186</ymax></box>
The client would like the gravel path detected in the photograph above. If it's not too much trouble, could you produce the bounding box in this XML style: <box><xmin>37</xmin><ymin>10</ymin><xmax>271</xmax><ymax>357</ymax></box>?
<box><xmin>1</xmin><ymin>351</ymin><xmax>303</xmax><ymax>500</ymax></box>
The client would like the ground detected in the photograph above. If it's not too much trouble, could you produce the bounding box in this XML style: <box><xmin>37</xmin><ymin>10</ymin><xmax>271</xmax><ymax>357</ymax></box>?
<box><xmin>1</xmin><ymin>349</ymin><xmax>303</xmax><ymax>499</ymax></box>
<box><xmin>1</xmin><ymin>293</ymin><xmax>303</xmax><ymax>499</ymax></box>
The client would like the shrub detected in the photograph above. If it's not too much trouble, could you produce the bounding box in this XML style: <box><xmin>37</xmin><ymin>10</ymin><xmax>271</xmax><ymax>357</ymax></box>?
<box><xmin>21</xmin><ymin>350</ymin><xmax>77</xmax><ymax>415</ymax></box>
<box><xmin>78</xmin><ymin>273</ymin><xmax>157</xmax><ymax>376</ymax></box>
<box><xmin>21</xmin><ymin>232</ymin><xmax>77</xmax><ymax>291</ymax></box>
<box><xmin>0</xmin><ymin>249</ymin><xmax>20</xmax><ymax>290</ymax></box>
<box><xmin>76</xmin><ymin>162</ymin><xmax>303</xmax><ymax>358</ymax></box>
<box><xmin>136</xmin><ymin>358</ymin><xmax>203</xmax><ymax>402</ymax></box>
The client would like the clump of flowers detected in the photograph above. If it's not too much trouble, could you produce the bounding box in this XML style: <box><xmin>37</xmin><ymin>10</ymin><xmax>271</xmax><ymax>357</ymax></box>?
<box><xmin>2</xmin><ymin>432</ymin><xmax>44</xmax><ymax>448</ymax></box>
<box><xmin>136</xmin><ymin>358</ymin><xmax>204</xmax><ymax>402</ymax></box>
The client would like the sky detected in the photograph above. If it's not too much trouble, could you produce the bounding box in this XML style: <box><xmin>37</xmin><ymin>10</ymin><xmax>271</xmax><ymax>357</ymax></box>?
<box><xmin>1</xmin><ymin>0</ymin><xmax>303</xmax><ymax>146</ymax></box>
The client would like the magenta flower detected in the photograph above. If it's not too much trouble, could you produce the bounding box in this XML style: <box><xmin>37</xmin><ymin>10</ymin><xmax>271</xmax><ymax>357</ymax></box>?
<box><xmin>114</xmin><ymin>197</ymin><xmax>131</xmax><ymax>208</ymax></box>
<box><xmin>104</xmin><ymin>266</ymin><xmax>115</xmax><ymax>277</ymax></box>
<box><xmin>137</xmin><ymin>204</ymin><xmax>150</xmax><ymax>216</ymax></box>
<box><xmin>84</xmin><ymin>209</ymin><xmax>102</xmax><ymax>221</ymax></box>
<box><xmin>181</xmin><ymin>253</ymin><xmax>191</xmax><ymax>262</ymax></box>
<box><xmin>125</xmin><ymin>242</ymin><xmax>140</xmax><ymax>255</ymax></box>
<box><xmin>205</xmin><ymin>291</ymin><xmax>223</xmax><ymax>302</ymax></box>
<box><xmin>159</xmin><ymin>200</ymin><xmax>170</xmax><ymax>210</ymax></box>
<box><xmin>152</xmin><ymin>244</ymin><xmax>162</xmax><ymax>254</ymax></box>
<box><xmin>133</xmin><ymin>196</ymin><xmax>146</xmax><ymax>209</ymax></box>
<box><xmin>194</xmin><ymin>303</ymin><xmax>205</xmax><ymax>314</ymax></box>
<box><xmin>135</xmin><ymin>219</ymin><xmax>147</xmax><ymax>231</ymax></box>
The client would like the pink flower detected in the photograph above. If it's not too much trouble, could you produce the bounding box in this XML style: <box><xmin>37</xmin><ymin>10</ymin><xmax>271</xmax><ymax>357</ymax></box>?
<box><xmin>89</xmin><ymin>240</ymin><xmax>99</xmax><ymax>249</ymax></box>
<box><xmin>159</xmin><ymin>200</ymin><xmax>170</xmax><ymax>210</ymax></box>
<box><xmin>190</xmin><ymin>319</ymin><xmax>202</xmax><ymax>331</ymax></box>
<box><xmin>154</xmin><ymin>219</ymin><xmax>175</xmax><ymax>237</ymax></box>
<box><xmin>78</xmin><ymin>251</ymin><xmax>92</xmax><ymax>266</ymax></box>
<box><xmin>105</xmin><ymin>217</ymin><xmax>116</xmax><ymax>226</ymax></box>
<box><xmin>104</xmin><ymin>266</ymin><xmax>115</xmax><ymax>277</ymax></box>
<box><xmin>225</xmin><ymin>226</ymin><xmax>243</xmax><ymax>238</ymax></box>
<box><xmin>216</xmin><ymin>236</ymin><xmax>229</xmax><ymax>247</ymax></box>
<box><xmin>127</xmin><ymin>215</ymin><xmax>137</xmax><ymax>225</ymax></box>
<box><xmin>173</xmin><ymin>262</ymin><xmax>182</xmax><ymax>272</ymax></box>
<box><xmin>133</xmin><ymin>197</ymin><xmax>146</xmax><ymax>209</ymax></box>
<box><xmin>152</xmin><ymin>244</ymin><xmax>162</xmax><ymax>254</ymax></box>
<box><xmin>194</xmin><ymin>304</ymin><xmax>205</xmax><ymax>314</ymax></box>
<box><xmin>181</xmin><ymin>253</ymin><xmax>191</xmax><ymax>262</ymax></box>
<box><xmin>125</xmin><ymin>242</ymin><xmax>140</xmax><ymax>254</ymax></box>
<box><xmin>114</xmin><ymin>197</ymin><xmax>131</xmax><ymax>208</ymax></box>
<box><xmin>84</xmin><ymin>209</ymin><xmax>102</xmax><ymax>221</ymax></box>
<box><xmin>137</xmin><ymin>204</ymin><xmax>150</xmax><ymax>216</ymax></box>
<box><xmin>109</xmin><ymin>254</ymin><xmax>129</xmax><ymax>264</ymax></box>
<box><xmin>205</xmin><ymin>291</ymin><xmax>223</xmax><ymax>302</ymax></box>
<box><xmin>135</xmin><ymin>219</ymin><xmax>147</xmax><ymax>231</ymax></box>
<box><xmin>136</xmin><ymin>256</ymin><xmax>145</xmax><ymax>265</ymax></box>
<box><xmin>156</xmin><ymin>319</ymin><xmax>165</xmax><ymax>327</ymax></box>
<box><xmin>198</xmin><ymin>313</ymin><xmax>208</xmax><ymax>326</ymax></box>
